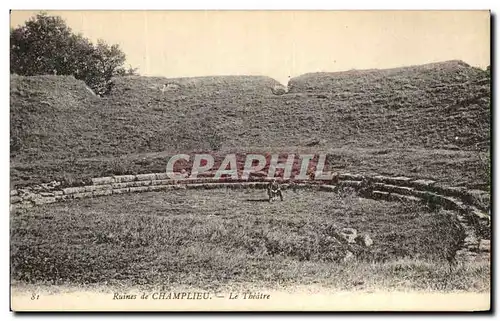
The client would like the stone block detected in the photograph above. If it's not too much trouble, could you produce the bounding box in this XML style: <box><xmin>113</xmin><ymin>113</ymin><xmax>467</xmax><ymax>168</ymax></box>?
<box><xmin>338</xmin><ymin>173</ymin><xmax>365</xmax><ymax>181</ymax></box>
<box><xmin>10</xmin><ymin>196</ymin><xmax>22</xmax><ymax>204</ymax></box>
<box><xmin>113</xmin><ymin>188</ymin><xmax>130</xmax><ymax>194</ymax></box>
<box><xmin>63</xmin><ymin>186</ymin><xmax>88</xmax><ymax>195</ymax></box>
<box><xmin>136</xmin><ymin>173</ymin><xmax>157</xmax><ymax>181</ymax></box>
<box><xmin>409</xmin><ymin>179</ymin><xmax>436</xmax><ymax>189</ymax></box>
<box><xmin>72</xmin><ymin>192</ymin><xmax>93</xmax><ymax>199</ymax></box>
<box><xmin>92</xmin><ymin>177</ymin><xmax>115</xmax><ymax>185</ymax></box>
<box><xmin>373</xmin><ymin>175</ymin><xmax>412</xmax><ymax>185</ymax></box>
<box><xmin>33</xmin><ymin>197</ymin><xmax>56</xmax><ymax>205</ymax></box>
<box><xmin>112</xmin><ymin>182</ymin><xmax>132</xmax><ymax>189</ymax></box>
<box><xmin>129</xmin><ymin>186</ymin><xmax>149</xmax><ymax>193</ymax></box>
<box><xmin>373</xmin><ymin>183</ymin><xmax>414</xmax><ymax>195</ymax></box>
<box><xmin>114</xmin><ymin>175</ymin><xmax>136</xmax><ymax>183</ymax></box>
<box><xmin>319</xmin><ymin>185</ymin><xmax>336</xmax><ymax>192</ymax></box>
<box><xmin>130</xmin><ymin>181</ymin><xmax>152</xmax><ymax>187</ymax></box>
<box><xmin>339</xmin><ymin>180</ymin><xmax>362</xmax><ymax>188</ymax></box>
<box><xmin>155</xmin><ymin>172</ymin><xmax>170</xmax><ymax>180</ymax></box>
<box><xmin>151</xmin><ymin>179</ymin><xmax>172</xmax><ymax>186</ymax></box>
<box><xmin>93</xmin><ymin>189</ymin><xmax>113</xmax><ymax>197</ymax></box>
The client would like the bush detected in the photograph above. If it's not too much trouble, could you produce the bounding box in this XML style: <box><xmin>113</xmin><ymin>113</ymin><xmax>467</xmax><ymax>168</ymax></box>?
<box><xmin>10</xmin><ymin>12</ymin><xmax>137</xmax><ymax>96</ymax></box>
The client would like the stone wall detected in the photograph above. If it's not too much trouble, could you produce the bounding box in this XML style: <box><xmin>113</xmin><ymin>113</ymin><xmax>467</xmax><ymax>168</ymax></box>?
<box><xmin>10</xmin><ymin>172</ymin><xmax>490</xmax><ymax>262</ymax></box>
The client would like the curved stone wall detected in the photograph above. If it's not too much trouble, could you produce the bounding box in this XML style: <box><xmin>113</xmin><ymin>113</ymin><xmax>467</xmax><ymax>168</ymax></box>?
<box><xmin>10</xmin><ymin>172</ymin><xmax>490</xmax><ymax>262</ymax></box>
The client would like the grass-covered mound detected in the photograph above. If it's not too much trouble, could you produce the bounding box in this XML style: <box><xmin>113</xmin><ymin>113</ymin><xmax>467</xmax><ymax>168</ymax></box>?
<box><xmin>10</xmin><ymin>61</ymin><xmax>491</xmax><ymax>188</ymax></box>
<box><xmin>287</xmin><ymin>60</ymin><xmax>490</xmax><ymax>150</ymax></box>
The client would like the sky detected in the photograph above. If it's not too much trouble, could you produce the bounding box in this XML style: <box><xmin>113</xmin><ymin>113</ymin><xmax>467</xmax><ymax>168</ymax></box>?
<box><xmin>10</xmin><ymin>10</ymin><xmax>490</xmax><ymax>84</ymax></box>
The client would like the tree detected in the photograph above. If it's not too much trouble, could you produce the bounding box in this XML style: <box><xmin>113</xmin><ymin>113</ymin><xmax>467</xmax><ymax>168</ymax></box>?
<box><xmin>10</xmin><ymin>12</ymin><xmax>135</xmax><ymax>95</ymax></box>
<box><xmin>117</xmin><ymin>65</ymin><xmax>140</xmax><ymax>77</ymax></box>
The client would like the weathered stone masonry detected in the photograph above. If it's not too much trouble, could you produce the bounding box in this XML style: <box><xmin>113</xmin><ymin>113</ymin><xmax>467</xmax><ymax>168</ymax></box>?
<box><xmin>10</xmin><ymin>172</ymin><xmax>490</xmax><ymax>262</ymax></box>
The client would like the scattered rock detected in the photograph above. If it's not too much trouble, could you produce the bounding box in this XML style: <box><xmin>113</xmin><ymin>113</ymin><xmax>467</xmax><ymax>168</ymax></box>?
<box><xmin>467</xmin><ymin>245</ymin><xmax>479</xmax><ymax>253</ymax></box>
<box><xmin>18</xmin><ymin>201</ymin><xmax>34</xmax><ymax>209</ymax></box>
<box><xmin>10</xmin><ymin>196</ymin><xmax>22</xmax><ymax>204</ymax></box>
<box><xmin>49</xmin><ymin>180</ymin><xmax>61</xmax><ymax>187</ymax></box>
<box><xmin>340</xmin><ymin>228</ymin><xmax>358</xmax><ymax>244</ymax></box>
<box><xmin>17</xmin><ymin>189</ymin><xmax>30</xmax><ymax>196</ymax></box>
<box><xmin>355</xmin><ymin>234</ymin><xmax>373</xmax><ymax>247</ymax></box>
<box><xmin>84</xmin><ymin>85</ymin><xmax>97</xmax><ymax>96</ymax></box>
<box><xmin>353</xmin><ymin>280</ymin><xmax>364</xmax><ymax>286</ymax></box>
<box><xmin>343</xmin><ymin>250</ymin><xmax>355</xmax><ymax>262</ymax></box>
<box><xmin>162</xmin><ymin>83</ymin><xmax>180</xmax><ymax>92</ymax></box>
<box><xmin>271</xmin><ymin>85</ymin><xmax>287</xmax><ymax>95</ymax></box>
<box><xmin>306</xmin><ymin>139</ymin><xmax>321</xmax><ymax>147</ymax></box>
<box><xmin>20</xmin><ymin>191</ymin><xmax>38</xmax><ymax>201</ymax></box>
<box><xmin>479</xmin><ymin>240</ymin><xmax>490</xmax><ymax>253</ymax></box>
<box><xmin>40</xmin><ymin>183</ymin><xmax>53</xmax><ymax>191</ymax></box>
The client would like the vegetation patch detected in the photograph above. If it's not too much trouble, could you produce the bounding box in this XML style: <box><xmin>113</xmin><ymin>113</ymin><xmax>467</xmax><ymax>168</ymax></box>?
<box><xmin>10</xmin><ymin>189</ymin><xmax>486</xmax><ymax>292</ymax></box>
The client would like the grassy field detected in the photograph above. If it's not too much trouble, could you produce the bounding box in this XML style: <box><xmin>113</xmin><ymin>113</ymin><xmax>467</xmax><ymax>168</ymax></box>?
<box><xmin>10</xmin><ymin>189</ymin><xmax>489</xmax><ymax>292</ymax></box>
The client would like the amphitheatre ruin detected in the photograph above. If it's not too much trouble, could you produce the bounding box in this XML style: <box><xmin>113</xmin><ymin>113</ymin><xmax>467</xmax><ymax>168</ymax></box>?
<box><xmin>10</xmin><ymin>60</ymin><xmax>491</xmax><ymax>294</ymax></box>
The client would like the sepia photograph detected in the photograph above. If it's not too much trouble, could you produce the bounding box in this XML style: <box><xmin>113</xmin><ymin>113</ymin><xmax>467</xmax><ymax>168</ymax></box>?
<box><xmin>8</xmin><ymin>9</ymin><xmax>491</xmax><ymax>312</ymax></box>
